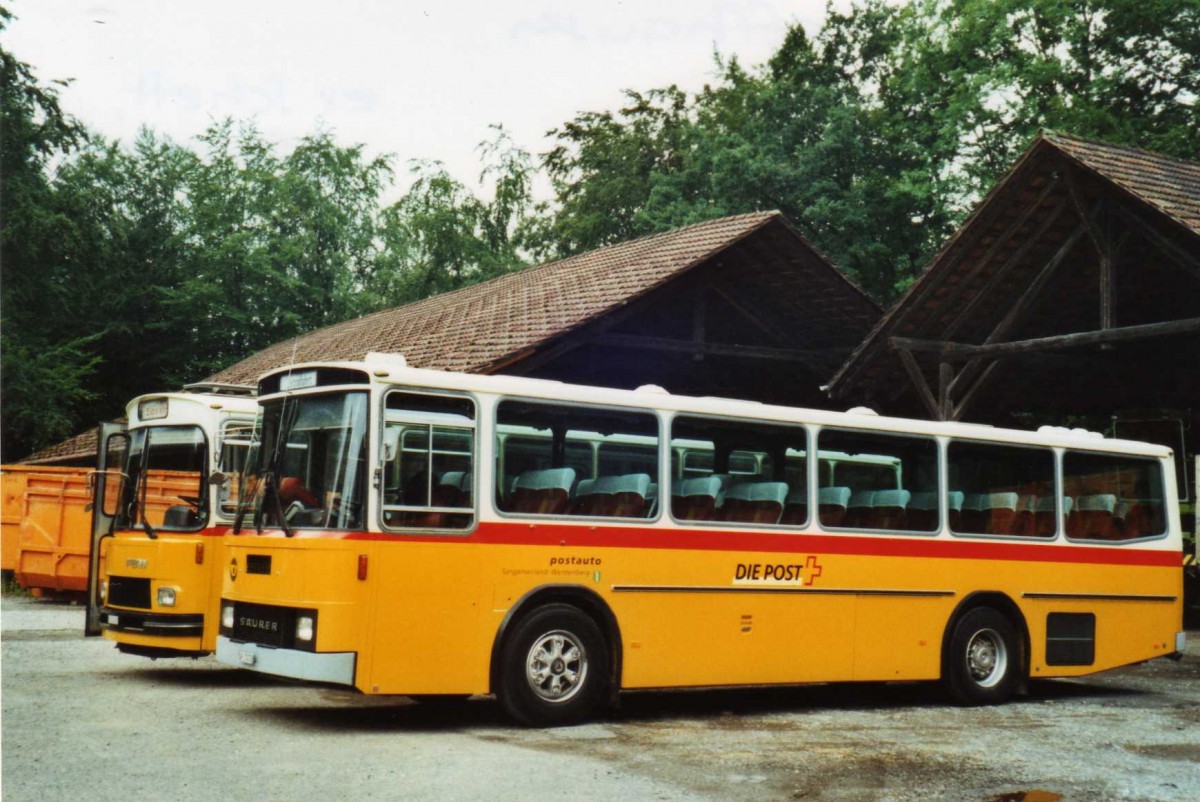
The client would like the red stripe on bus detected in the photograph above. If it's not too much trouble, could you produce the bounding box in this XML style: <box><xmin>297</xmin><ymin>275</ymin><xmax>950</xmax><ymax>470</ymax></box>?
<box><xmin>249</xmin><ymin>521</ymin><xmax>1183</xmax><ymax>567</ymax></box>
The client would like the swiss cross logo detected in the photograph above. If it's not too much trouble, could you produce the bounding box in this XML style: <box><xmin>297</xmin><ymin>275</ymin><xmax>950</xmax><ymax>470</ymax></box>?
<box><xmin>802</xmin><ymin>555</ymin><xmax>823</xmax><ymax>585</ymax></box>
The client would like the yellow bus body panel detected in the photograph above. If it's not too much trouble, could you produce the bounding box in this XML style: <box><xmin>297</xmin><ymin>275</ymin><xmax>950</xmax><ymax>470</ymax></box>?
<box><xmin>223</xmin><ymin>528</ymin><xmax>1181</xmax><ymax>696</ymax></box>
<box><xmin>102</xmin><ymin>529</ymin><xmax>228</xmax><ymax>653</ymax></box>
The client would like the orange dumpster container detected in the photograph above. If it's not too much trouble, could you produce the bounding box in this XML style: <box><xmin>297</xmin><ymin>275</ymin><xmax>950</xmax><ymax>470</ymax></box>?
<box><xmin>2</xmin><ymin>466</ymin><xmax>92</xmax><ymax>574</ymax></box>
<box><xmin>15</xmin><ymin>469</ymin><xmax>95</xmax><ymax>592</ymax></box>
<box><xmin>14</xmin><ymin>468</ymin><xmax>195</xmax><ymax>593</ymax></box>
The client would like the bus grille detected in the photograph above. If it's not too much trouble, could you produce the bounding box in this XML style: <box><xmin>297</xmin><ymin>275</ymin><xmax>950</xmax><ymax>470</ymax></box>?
<box><xmin>107</xmin><ymin>576</ymin><xmax>151</xmax><ymax>609</ymax></box>
<box><xmin>229</xmin><ymin>601</ymin><xmax>296</xmax><ymax>648</ymax></box>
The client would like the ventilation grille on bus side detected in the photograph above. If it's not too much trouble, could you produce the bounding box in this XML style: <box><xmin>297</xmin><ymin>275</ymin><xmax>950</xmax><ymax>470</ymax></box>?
<box><xmin>246</xmin><ymin>555</ymin><xmax>271</xmax><ymax>575</ymax></box>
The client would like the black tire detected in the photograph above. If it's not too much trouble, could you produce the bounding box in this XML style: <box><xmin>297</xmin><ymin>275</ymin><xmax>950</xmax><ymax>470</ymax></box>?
<box><xmin>498</xmin><ymin>604</ymin><xmax>609</xmax><ymax>727</ymax></box>
<box><xmin>944</xmin><ymin>607</ymin><xmax>1022</xmax><ymax>705</ymax></box>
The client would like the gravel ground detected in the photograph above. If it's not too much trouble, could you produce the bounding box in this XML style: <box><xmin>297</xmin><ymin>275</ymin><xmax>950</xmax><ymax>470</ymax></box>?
<box><xmin>2</xmin><ymin>593</ymin><xmax>1197</xmax><ymax>802</ymax></box>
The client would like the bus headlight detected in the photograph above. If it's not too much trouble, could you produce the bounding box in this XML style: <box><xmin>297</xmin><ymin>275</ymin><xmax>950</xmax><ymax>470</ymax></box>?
<box><xmin>99</xmin><ymin>580</ymin><xmax>108</xmax><ymax>603</ymax></box>
<box><xmin>157</xmin><ymin>587</ymin><xmax>177</xmax><ymax>607</ymax></box>
<box><xmin>296</xmin><ymin>615</ymin><xmax>315</xmax><ymax>643</ymax></box>
<box><xmin>221</xmin><ymin>602</ymin><xmax>234</xmax><ymax>630</ymax></box>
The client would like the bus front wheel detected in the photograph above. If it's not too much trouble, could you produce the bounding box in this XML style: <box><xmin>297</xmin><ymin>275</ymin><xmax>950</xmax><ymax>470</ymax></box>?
<box><xmin>499</xmin><ymin>604</ymin><xmax>609</xmax><ymax>726</ymax></box>
<box><xmin>944</xmin><ymin>607</ymin><xmax>1021</xmax><ymax>705</ymax></box>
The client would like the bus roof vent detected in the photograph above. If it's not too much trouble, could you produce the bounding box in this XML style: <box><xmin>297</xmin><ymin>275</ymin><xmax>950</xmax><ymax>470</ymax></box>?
<box><xmin>365</xmin><ymin>352</ymin><xmax>407</xmax><ymax>370</ymax></box>
<box><xmin>1037</xmin><ymin>425</ymin><xmax>1105</xmax><ymax>441</ymax></box>
<box><xmin>847</xmin><ymin>406</ymin><xmax>879</xmax><ymax>416</ymax></box>
<box><xmin>636</xmin><ymin>384</ymin><xmax>669</xmax><ymax>395</ymax></box>
<box><xmin>181</xmin><ymin>382</ymin><xmax>257</xmax><ymax>397</ymax></box>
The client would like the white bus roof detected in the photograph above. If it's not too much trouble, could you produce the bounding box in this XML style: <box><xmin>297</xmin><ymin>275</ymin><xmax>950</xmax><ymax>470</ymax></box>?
<box><xmin>125</xmin><ymin>391</ymin><xmax>259</xmax><ymax>429</ymax></box>
<box><xmin>254</xmin><ymin>355</ymin><xmax>1172</xmax><ymax>459</ymax></box>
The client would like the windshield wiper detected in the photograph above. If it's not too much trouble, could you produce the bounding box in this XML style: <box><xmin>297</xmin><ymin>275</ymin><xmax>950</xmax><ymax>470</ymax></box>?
<box><xmin>265</xmin><ymin>473</ymin><xmax>295</xmax><ymax>538</ymax></box>
<box><xmin>141</xmin><ymin>517</ymin><xmax>158</xmax><ymax>540</ymax></box>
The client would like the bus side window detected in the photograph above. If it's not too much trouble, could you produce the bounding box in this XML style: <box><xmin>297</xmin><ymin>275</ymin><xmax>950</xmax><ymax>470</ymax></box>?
<box><xmin>495</xmin><ymin>400</ymin><xmax>659</xmax><ymax>520</ymax></box>
<box><xmin>948</xmin><ymin>441</ymin><xmax>1055</xmax><ymax>537</ymax></box>
<box><xmin>670</xmin><ymin>416</ymin><xmax>808</xmax><ymax>527</ymax></box>
<box><xmin>1063</xmin><ymin>451</ymin><xmax>1166</xmax><ymax>541</ymax></box>
<box><xmin>816</xmin><ymin>430</ymin><xmax>938</xmax><ymax>533</ymax></box>
<box><xmin>380</xmin><ymin>392</ymin><xmax>476</xmax><ymax>531</ymax></box>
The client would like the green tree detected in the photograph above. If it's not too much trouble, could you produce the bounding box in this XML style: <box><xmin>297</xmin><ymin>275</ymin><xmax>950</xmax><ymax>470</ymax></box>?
<box><xmin>894</xmin><ymin>0</ymin><xmax>1200</xmax><ymax>199</ymax></box>
<box><xmin>371</xmin><ymin>127</ymin><xmax>536</xmax><ymax>305</ymax></box>
<box><xmin>0</xmin><ymin>10</ymin><xmax>93</xmax><ymax>460</ymax></box>
<box><xmin>540</xmin><ymin>87</ymin><xmax>692</xmax><ymax>256</ymax></box>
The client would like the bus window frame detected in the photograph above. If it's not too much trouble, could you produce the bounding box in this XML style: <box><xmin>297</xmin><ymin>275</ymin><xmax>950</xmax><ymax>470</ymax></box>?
<box><xmin>666</xmin><ymin>412</ymin><xmax>812</xmax><ymax>532</ymax></box>
<box><xmin>813</xmin><ymin>425</ymin><xmax>941</xmax><ymax>538</ymax></box>
<box><xmin>377</xmin><ymin>386</ymin><xmax>480</xmax><ymax>537</ymax></box>
<box><xmin>945</xmin><ymin>437</ymin><xmax>1060</xmax><ymax>543</ymax></box>
<box><xmin>1062</xmin><ymin>448</ymin><xmax>1171</xmax><ymax>546</ymax></box>
<box><xmin>215</xmin><ymin>418</ymin><xmax>255</xmax><ymax>522</ymax></box>
<box><xmin>492</xmin><ymin>395</ymin><xmax>664</xmax><ymax>526</ymax></box>
<box><xmin>137</xmin><ymin>424</ymin><xmax>211</xmax><ymax>534</ymax></box>
<box><xmin>258</xmin><ymin>385</ymin><xmax>372</xmax><ymax>532</ymax></box>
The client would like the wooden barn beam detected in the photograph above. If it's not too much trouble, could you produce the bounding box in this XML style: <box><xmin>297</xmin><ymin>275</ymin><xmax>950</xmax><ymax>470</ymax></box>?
<box><xmin>1110</xmin><ymin>203</ymin><xmax>1200</xmax><ymax>283</ymax></box>
<box><xmin>890</xmin><ymin>316</ymin><xmax>1200</xmax><ymax>359</ymax></box>
<box><xmin>894</xmin><ymin>347</ymin><xmax>942</xmax><ymax>420</ymax></box>
<box><xmin>1064</xmin><ymin>167</ymin><xmax>1107</xmax><ymax>256</ymax></box>
<box><xmin>880</xmin><ymin>222</ymin><xmax>1088</xmax><ymax>406</ymax></box>
<box><xmin>590</xmin><ymin>333</ymin><xmax>837</xmax><ymax>366</ymax></box>
<box><xmin>943</xmin><ymin>197</ymin><xmax>1072</xmax><ymax>339</ymax></box>
<box><xmin>938</xmin><ymin>361</ymin><xmax>954</xmax><ymax>420</ymax></box>
<box><xmin>923</xmin><ymin>178</ymin><xmax>1063</xmax><ymax>331</ymax></box>
<box><xmin>950</xmin><ymin>360</ymin><xmax>1000</xmax><ymax>422</ymax></box>
<box><xmin>710</xmin><ymin>285</ymin><xmax>807</xmax><ymax>352</ymax></box>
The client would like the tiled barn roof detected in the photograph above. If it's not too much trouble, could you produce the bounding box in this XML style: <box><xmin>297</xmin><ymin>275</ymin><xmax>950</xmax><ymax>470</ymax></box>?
<box><xmin>1043</xmin><ymin>130</ymin><xmax>1200</xmax><ymax>234</ymax></box>
<box><xmin>206</xmin><ymin>211</ymin><xmax>784</xmax><ymax>384</ymax></box>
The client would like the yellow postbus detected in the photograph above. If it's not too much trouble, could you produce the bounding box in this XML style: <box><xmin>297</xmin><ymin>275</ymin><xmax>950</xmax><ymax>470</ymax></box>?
<box><xmin>86</xmin><ymin>386</ymin><xmax>257</xmax><ymax>657</ymax></box>
<box><xmin>216</xmin><ymin>354</ymin><xmax>1184</xmax><ymax>725</ymax></box>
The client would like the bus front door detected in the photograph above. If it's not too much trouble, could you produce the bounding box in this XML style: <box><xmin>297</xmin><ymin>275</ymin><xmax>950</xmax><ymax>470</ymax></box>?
<box><xmin>85</xmin><ymin>422</ymin><xmax>127</xmax><ymax>636</ymax></box>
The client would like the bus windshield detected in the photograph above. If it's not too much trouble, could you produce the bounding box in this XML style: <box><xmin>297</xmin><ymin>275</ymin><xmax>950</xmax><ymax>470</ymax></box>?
<box><xmin>117</xmin><ymin>425</ymin><xmax>208</xmax><ymax>532</ymax></box>
<box><xmin>246</xmin><ymin>392</ymin><xmax>369</xmax><ymax>531</ymax></box>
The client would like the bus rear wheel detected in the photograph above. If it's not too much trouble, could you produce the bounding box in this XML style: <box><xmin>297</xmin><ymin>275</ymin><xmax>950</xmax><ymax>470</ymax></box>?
<box><xmin>944</xmin><ymin>607</ymin><xmax>1021</xmax><ymax>705</ymax></box>
<box><xmin>499</xmin><ymin>604</ymin><xmax>608</xmax><ymax>727</ymax></box>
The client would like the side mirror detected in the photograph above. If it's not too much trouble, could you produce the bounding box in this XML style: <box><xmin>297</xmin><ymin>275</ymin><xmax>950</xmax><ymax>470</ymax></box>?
<box><xmin>208</xmin><ymin>470</ymin><xmax>230</xmax><ymax>487</ymax></box>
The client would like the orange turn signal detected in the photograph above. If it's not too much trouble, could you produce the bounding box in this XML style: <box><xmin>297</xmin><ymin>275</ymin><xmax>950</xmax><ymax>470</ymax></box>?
<box><xmin>357</xmin><ymin>554</ymin><xmax>368</xmax><ymax>581</ymax></box>
<box><xmin>195</xmin><ymin>543</ymin><xmax>205</xmax><ymax>565</ymax></box>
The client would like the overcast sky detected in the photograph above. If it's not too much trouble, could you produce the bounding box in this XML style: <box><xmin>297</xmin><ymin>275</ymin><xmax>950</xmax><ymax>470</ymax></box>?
<box><xmin>4</xmin><ymin>1</ymin><xmax>840</xmax><ymax>196</ymax></box>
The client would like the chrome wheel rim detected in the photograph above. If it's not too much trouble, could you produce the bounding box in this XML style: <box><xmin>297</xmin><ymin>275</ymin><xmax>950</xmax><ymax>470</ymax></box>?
<box><xmin>966</xmin><ymin>628</ymin><xmax>1007</xmax><ymax>687</ymax></box>
<box><xmin>525</xmin><ymin>629</ymin><xmax>587</xmax><ymax>703</ymax></box>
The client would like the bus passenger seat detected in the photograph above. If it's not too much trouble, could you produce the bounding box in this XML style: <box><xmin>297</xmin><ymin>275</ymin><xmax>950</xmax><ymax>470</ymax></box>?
<box><xmin>1119</xmin><ymin>500</ymin><xmax>1154</xmax><ymax>538</ymax></box>
<box><xmin>1032</xmin><ymin>495</ymin><xmax>1067</xmax><ymax>536</ymax></box>
<box><xmin>573</xmin><ymin>473</ymin><xmax>651</xmax><ymax>517</ymax></box>
<box><xmin>984</xmin><ymin>492</ymin><xmax>1020</xmax><ymax>534</ymax></box>
<box><xmin>942</xmin><ymin>491</ymin><xmax>964</xmax><ymax>530</ymax></box>
<box><xmin>870</xmin><ymin>488</ymin><xmax>911</xmax><ymax>530</ymax></box>
<box><xmin>907</xmin><ymin>491</ymin><xmax>939</xmax><ymax>531</ymax></box>
<box><xmin>780</xmin><ymin>488</ymin><xmax>809</xmax><ymax>526</ymax></box>
<box><xmin>163</xmin><ymin>505</ymin><xmax>200</xmax><ymax>528</ymax></box>
<box><xmin>645</xmin><ymin>483</ymin><xmax>659</xmax><ymax>517</ymax></box>
<box><xmin>818</xmin><ymin>486</ymin><xmax>852</xmax><ymax>527</ymax></box>
<box><xmin>960</xmin><ymin>492</ymin><xmax>1019</xmax><ymax>534</ymax></box>
<box><xmin>1011</xmin><ymin>495</ymin><xmax>1038</xmax><ymax>535</ymax></box>
<box><xmin>712</xmin><ymin>474</ymin><xmax>735</xmax><ymax>508</ymax></box>
<box><xmin>843</xmin><ymin>490</ymin><xmax>876</xmax><ymax>528</ymax></box>
<box><xmin>672</xmin><ymin>476</ymin><xmax>723</xmax><ymax>521</ymax></box>
<box><xmin>1076</xmin><ymin>494</ymin><xmax>1119</xmax><ymax>539</ymax></box>
<box><xmin>721</xmin><ymin>482</ymin><xmax>788</xmax><ymax>524</ymax></box>
<box><xmin>509</xmin><ymin>468</ymin><xmax>577</xmax><ymax>515</ymax></box>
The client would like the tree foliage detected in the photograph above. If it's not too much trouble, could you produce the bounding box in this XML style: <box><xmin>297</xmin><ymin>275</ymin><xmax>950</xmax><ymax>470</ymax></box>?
<box><xmin>534</xmin><ymin>0</ymin><xmax>1200</xmax><ymax>296</ymax></box>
